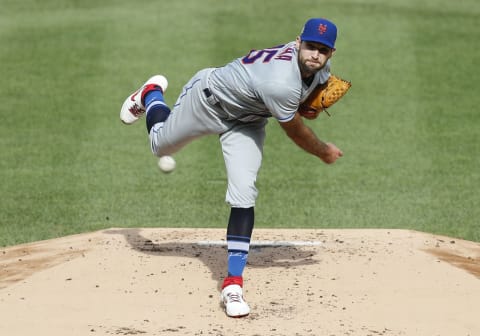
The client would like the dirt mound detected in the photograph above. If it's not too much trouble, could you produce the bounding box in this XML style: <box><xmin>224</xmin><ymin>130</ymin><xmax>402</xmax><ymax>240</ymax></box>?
<box><xmin>1</xmin><ymin>228</ymin><xmax>479</xmax><ymax>335</ymax></box>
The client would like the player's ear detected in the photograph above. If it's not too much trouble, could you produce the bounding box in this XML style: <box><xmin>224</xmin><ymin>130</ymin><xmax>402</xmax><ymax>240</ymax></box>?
<box><xmin>295</xmin><ymin>37</ymin><xmax>301</xmax><ymax>50</ymax></box>
<box><xmin>327</xmin><ymin>48</ymin><xmax>335</xmax><ymax>59</ymax></box>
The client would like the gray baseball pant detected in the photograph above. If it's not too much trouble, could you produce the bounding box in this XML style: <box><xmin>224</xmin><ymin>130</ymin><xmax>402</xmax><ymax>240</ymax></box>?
<box><xmin>149</xmin><ymin>68</ymin><xmax>267</xmax><ymax>208</ymax></box>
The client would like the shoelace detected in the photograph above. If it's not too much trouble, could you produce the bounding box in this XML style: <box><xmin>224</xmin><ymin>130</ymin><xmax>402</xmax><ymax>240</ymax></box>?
<box><xmin>226</xmin><ymin>292</ymin><xmax>243</xmax><ymax>303</ymax></box>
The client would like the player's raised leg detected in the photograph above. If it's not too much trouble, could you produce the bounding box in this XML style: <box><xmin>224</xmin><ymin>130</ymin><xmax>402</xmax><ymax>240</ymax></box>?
<box><xmin>120</xmin><ymin>75</ymin><xmax>169</xmax><ymax>125</ymax></box>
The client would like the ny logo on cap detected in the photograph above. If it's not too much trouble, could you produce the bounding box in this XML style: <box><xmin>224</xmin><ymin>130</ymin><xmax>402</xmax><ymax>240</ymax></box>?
<box><xmin>318</xmin><ymin>24</ymin><xmax>327</xmax><ymax>35</ymax></box>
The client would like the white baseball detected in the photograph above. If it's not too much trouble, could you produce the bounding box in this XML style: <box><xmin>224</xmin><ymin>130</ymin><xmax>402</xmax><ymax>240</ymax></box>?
<box><xmin>158</xmin><ymin>156</ymin><xmax>176</xmax><ymax>173</ymax></box>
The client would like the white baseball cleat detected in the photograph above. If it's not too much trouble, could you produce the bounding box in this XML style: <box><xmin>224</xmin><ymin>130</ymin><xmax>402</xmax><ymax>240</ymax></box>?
<box><xmin>120</xmin><ymin>75</ymin><xmax>168</xmax><ymax>125</ymax></box>
<box><xmin>220</xmin><ymin>284</ymin><xmax>250</xmax><ymax>317</ymax></box>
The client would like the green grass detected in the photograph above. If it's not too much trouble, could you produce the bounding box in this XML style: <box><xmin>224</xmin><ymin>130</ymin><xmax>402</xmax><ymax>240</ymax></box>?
<box><xmin>1</xmin><ymin>0</ymin><xmax>479</xmax><ymax>247</ymax></box>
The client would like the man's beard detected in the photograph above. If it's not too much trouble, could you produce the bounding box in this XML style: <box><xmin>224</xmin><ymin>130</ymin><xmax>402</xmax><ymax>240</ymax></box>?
<box><xmin>299</xmin><ymin>58</ymin><xmax>324</xmax><ymax>78</ymax></box>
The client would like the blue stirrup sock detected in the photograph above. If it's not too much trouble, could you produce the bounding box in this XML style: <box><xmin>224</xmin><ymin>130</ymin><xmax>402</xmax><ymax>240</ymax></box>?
<box><xmin>143</xmin><ymin>88</ymin><xmax>171</xmax><ymax>133</ymax></box>
<box><xmin>227</xmin><ymin>236</ymin><xmax>251</xmax><ymax>277</ymax></box>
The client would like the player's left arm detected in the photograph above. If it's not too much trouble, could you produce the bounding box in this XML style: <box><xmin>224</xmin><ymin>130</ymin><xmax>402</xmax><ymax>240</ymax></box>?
<box><xmin>279</xmin><ymin>112</ymin><xmax>343</xmax><ymax>164</ymax></box>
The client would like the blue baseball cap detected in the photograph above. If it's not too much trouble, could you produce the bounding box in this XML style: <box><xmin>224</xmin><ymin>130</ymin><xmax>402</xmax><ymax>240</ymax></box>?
<box><xmin>300</xmin><ymin>18</ymin><xmax>337</xmax><ymax>49</ymax></box>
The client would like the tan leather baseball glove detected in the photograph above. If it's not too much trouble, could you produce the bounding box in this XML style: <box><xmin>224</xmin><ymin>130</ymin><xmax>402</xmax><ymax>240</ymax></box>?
<box><xmin>299</xmin><ymin>75</ymin><xmax>352</xmax><ymax>119</ymax></box>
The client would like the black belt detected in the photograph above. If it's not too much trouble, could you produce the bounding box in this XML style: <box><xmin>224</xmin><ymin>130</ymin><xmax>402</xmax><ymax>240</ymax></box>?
<box><xmin>203</xmin><ymin>88</ymin><xmax>220</xmax><ymax>106</ymax></box>
<box><xmin>203</xmin><ymin>88</ymin><xmax>213</xmax><ymax>98</ymax></box>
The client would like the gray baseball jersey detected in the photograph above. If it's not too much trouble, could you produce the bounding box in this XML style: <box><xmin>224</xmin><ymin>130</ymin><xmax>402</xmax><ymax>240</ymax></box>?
<box><xmin>209</xmin><ymin>41</ymin><xmax>330</xmax><ymax>122</ymax></box>
<box><xmin>150</xmin><ymin>41</ymin><xmax>331</xmax><ymax>207</ymax></box>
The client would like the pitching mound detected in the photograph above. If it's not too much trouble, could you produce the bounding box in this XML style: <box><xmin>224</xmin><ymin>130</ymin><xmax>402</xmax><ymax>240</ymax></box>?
<box><xmin>1</xmin><ymin>228</ymin><xmax>479</xmax><ymax>335</ymax></box>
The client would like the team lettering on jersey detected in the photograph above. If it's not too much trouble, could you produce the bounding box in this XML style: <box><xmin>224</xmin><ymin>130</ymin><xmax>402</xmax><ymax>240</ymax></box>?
<box><xmin>241</xmin><ymin>45</ymin><xmax>294</xmax><ymax>64</ymax></box>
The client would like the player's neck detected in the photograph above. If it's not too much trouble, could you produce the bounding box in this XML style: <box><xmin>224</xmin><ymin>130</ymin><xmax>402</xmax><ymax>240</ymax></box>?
<box><xmin>302</xmin><ymin>75</ymin><xmax>314</xmax><ymax>86</ymax></box>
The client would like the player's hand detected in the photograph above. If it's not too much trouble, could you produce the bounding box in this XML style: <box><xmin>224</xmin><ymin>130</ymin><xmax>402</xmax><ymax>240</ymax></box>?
<box><xmin>320</xmin><ymin>142</ymin><xmax>343</xmax><ymax>164</ymax></box>
<box><xmin>298</xmin><ymin>108</ymin><xmax>320</xmax><ymax>120</ymax></box>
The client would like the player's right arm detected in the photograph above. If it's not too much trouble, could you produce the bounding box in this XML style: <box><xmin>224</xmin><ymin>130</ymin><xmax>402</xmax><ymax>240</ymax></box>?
<box><xmin>279</xmin><ymin>112</ymin><xmax>343</xmax><ymax>164</ymax></box>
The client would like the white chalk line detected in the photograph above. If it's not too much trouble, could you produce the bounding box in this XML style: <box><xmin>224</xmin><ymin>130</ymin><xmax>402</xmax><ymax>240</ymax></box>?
<box><xmin>197</xmin><ymin>240</ymin><xmax>323</xmax><ymax>247</ymax></box>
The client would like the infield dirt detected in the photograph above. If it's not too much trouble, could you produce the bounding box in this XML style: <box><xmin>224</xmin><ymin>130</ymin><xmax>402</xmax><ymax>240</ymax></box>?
<box><xmin>1</xmin><ymin>228</ymin><xmax>479</xmax><ymax>335</ymax></box>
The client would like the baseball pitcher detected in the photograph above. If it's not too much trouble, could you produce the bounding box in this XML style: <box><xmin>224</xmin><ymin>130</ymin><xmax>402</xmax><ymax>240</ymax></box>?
<box><xmin>120</xmin><ymin>17</ymin><xmax>350</xmax><ymax>317</ymax></box>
